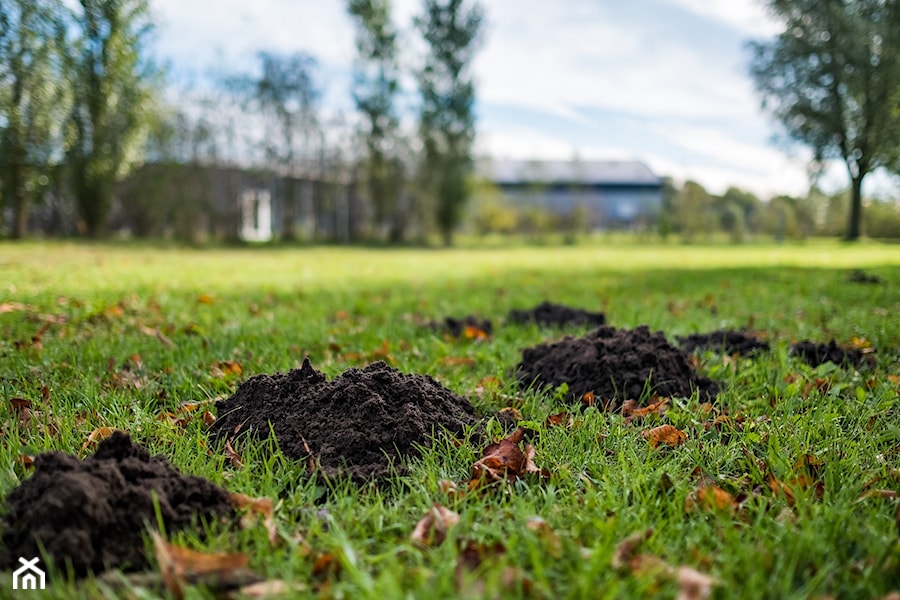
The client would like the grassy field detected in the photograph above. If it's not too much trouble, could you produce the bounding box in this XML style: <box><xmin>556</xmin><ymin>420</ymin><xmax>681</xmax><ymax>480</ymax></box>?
<box><xmin>1</xmin><ymin>239</ymin><xmax>899</xmax><ymax>598</ymax></box>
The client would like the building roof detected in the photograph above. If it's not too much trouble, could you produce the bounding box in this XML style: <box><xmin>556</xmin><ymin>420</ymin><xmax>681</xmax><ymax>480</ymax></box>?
<box><xmin>479</xmin><ymin>159</ymin><xmax>662</xmax><ymax>186</ymax></box>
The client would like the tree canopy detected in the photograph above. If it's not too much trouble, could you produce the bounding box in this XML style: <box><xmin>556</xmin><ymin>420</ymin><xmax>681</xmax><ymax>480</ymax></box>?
<box><xmin>749</xmin><ymin>0</ymin><xmax>900</xmax><ymax>240</ymax></box>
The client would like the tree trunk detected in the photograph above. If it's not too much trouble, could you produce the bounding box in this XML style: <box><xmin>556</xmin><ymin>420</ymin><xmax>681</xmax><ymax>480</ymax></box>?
<box><xmin>845</xmin><ymin>173</ymin><xmax>864</xmax><ymax>241</ymax></box>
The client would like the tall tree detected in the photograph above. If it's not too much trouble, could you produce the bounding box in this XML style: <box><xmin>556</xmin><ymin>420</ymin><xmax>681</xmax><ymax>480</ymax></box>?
<box><xmin>66</xmin><ymin>0</ymin><xmax>160</xmax><ymax>237</ymax></box>
<box><xmin>0</xmin><ymin>0</ymin><xmax>69</xmax><ymax>238</ymax></box>
<box><xmin>347</xmin><ymin>0</ymin><xmax>406</xmax><ymax>242</ymax></box>
<box><xmin>749</xmin><ymin>0</ymin><xmax>900</xmax><ymax>240</ymax></box>
<box><xmin>416</xmin><ymin>0</ymin><xmax>483</xmax><ymax>246</ymax></box>
<box><xmin>227</xmin><ymin>52</ymin><xmax>320</xmax><ymax>239</ymax></box>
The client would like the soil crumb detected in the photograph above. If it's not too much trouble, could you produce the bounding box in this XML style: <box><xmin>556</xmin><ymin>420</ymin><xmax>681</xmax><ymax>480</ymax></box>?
<box><xmin>791</xmin><ymin>339</ymin><xmax>871</xmax><ymax>368</ymax></box>
<box><xmin>0</xmin><ymin>432</ymin><xmax>233</xmax><ymax>576</ymax></box>
<box><xmin>210</xmin><ymin>358</ymin><xmax>477</xmax><ymax>482</ymax></box>
<box><xmin>434</xmin><ymin>315</ymin><xmax>493</xmax><ymax>338</ymax></box>
<box><xmin>847</xmin><ymin>269</ymin><xmax>884</xmax><ymax>285</ymax></box>
<box><xmin>508</xmin><ymin>301</ymin><xmax>606</xmax><ymax>328</ymax></box>
<box><xmin>677</xmin><ymin>330</ymin><xmax>770</xmax><ymax>355</ymax></box>
<box><xmin>516</xmin><ymin>325</ymin><xmax>719</xmax><ymax>409</ymax></box>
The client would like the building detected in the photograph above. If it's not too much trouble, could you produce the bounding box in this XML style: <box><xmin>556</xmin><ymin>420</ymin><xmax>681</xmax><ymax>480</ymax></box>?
<box><xmin>477</xmin><ymin>159</ymin><xmax>664</xmax><ymax>229</ymax></box>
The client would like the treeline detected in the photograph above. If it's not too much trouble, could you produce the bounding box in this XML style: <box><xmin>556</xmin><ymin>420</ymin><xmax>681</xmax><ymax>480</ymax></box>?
<box><xmin>469</xmin><ymin>178</ymin><xmax>900</xmax><ymax>241</ymax></box>
<box><xmin>0</xmin><ymin>0</ymin><xmax>484</xmax><ymax>243</ymax></box>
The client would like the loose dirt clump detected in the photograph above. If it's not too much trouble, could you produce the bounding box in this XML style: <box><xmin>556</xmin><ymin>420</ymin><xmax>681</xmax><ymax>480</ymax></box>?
<box><xmin>846</xmin><ymin>269</ymin><xmax>884</xmax><ymax>285</ymax></box>
<box><xmin>508</xmin><ymin>301</ymin><xmax>606</xmax><ymax>328</ymax></box>
<box><xmin>677</xmin><ymin>330</ymin><xmax>770</xmax><ymax>355</ymax></box>
<box><xmin>432</xmin><ymin>315</ymin><xmax>493</xmax><ymax>338</ymax></box>
<box><xmin>516</xmin><ymin>325</ymin><xmax>719</xmax><ymax>409</ymax></box>
<box><xmin>210</xmin><ymin>358</ymin><xmax>477</xmax><ymax>483</ymax></box>
<box><xmin>0</xmin><ymin>432</ymin><xmax>233</xmax><ymax>576</ymax></box>
<box><xmin>791</xmin><ymin>340</ymin><xmax>871</xmax><ymax>368</ymax></box>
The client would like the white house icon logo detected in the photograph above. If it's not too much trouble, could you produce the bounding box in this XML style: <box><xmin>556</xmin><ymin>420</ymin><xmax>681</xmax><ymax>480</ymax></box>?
<box><xmin>12</xmin><ymin>557</ymin><xmax>45</xmax><ymax>590</ymax></box>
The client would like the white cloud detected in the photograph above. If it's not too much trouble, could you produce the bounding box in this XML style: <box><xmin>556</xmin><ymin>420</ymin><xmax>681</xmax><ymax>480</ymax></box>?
<box><xmin>662</xmin><ymin>0</ymin><xmax>781</xmax><ymax>37</ymax></box>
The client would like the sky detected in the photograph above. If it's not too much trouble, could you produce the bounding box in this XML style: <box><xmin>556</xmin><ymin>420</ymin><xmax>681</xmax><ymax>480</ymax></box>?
<box><xmin>148</xmin><ymin>0</ymin><xmax>894</xmax><ymax>198</ymax></box>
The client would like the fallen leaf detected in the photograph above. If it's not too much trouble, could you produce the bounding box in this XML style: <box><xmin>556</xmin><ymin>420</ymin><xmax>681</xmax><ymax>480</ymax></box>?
<box><xmin>81</xmin><ymin>427</ymin><xmax>125</xmax><ymax>453</ymax></box>
<box><xmin>152</xmin><ymin>530</ymin><xmax>252</xmax><ymax>600</ymax></box>
<box><xmin>17</xmin><ymin>455</ymin><xmax>34</xmax><ymax>469</ymax></box>
<box><xmin>410</xmin><ymin>504</ymin><xmax>460</xmax><ymax>548</ymax></box>
<box><xmin>470</xmin><ymin>427</ymin><xmax>549</xmax><ymax>488</ymax></box>
<box><xmin>642</xmin><ymin>424</ymin><xmax>687</xmax><ymax>448</ymax></box>
<box><xmin>439</xmin><ymin>356</ymin><xmax>477</xmax><ymax>367</ymax></box>
<box><xmin>856</xmin><ymin>489</ymin><xmax>899</xmax><ymax>501</ymax></box>
<box><xmin>225</xmin><ymin>439</ymin><xmax>244</xmax><ymax>468</ymax></box>
<box><xmin>213</xmin><ymin>360</ymin><xmax>243</xmax><ymax>378</ymax></box>
<box><xmin>545</xmin><ymin>411</ymin><xmax>575</xmax><ymax>428</ymax></box>
<box><xmin>612</xmin><ymin>529</ymin><xmax>654</xmax><ymax>570</ymax></box>
<box><xmin>463</xmin><ymin>325</ymin><xmax>490</xmax><ymax>341</ymax></box>
<box><xmin>768</xmin><ymin>475</ymin><xmax>796</xmax><ymax>506</ymax></box>
<box><xmin>239</xmin><ymin>580</ymin><xmax>307</xmax><ymax>597</ymax></box>
<box><xmin>139</xmin><ymin>324</ymin><xmax>176</xmax><ymax>348</ymax></box>
<box><xmin>622</xmin><ymin>397</ymin><xmax>669</xmax><ymax>423</ymax></box>
<box><xmin>311</xmin><ymin>553</ymin><xmax>340</xmax><ymax>580</ymax></box>
<box><xmin>455</xmin><ymin>540</ymin><xmax>507</xmax><ymax>596</ymax></box>
<box><xmin>203</xmin><ymin>411</ymin><xmax>217</xmax><ymax>427</ymax></box>
<box><xmin>685</xmin><ymin>485</ymin><xmax>737</xmax><ymax>512</ymax></box>
<box><xmin>9</xmin><ymin>397</ymin><xmax>32</xmax><ymax>411</ymax></box>
<box><xmin>581</xmin><ymin>391</ymin><xmax>595</xmax><ymax>407</ymax></box>
<box><xmin>197</xmin><ymin>293</ymin><xmax>216</xmax><ymax>305</ymax></box>
<box><xmin>231</xmin><ymin>493</ymin><xmax>278</xmax><ymax>545</ymax></box>
<box><xmin>0</xmin><ymin>301</ymin><xmax>31</xmax><ymax>313</ymax></box>
<box><xmin>676</xmin><ymin>566</ymin><xmax>716</xmax><ymax>600</ymax></box>
<box><xmin>525</xmin><ymin>516</ymin><xmax>562</xmax><ymax>558</ymax></box>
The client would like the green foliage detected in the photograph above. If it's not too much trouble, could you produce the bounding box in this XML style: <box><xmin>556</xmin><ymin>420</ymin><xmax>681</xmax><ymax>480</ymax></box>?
<box><xmin>863</xmin><ymin>198</ymin><xmax>900</xmax><ymax>238</ymax></box>
<box><xmin>748</xmin><ymin>0</ymin><xmax>900</xmax><ymax>240</ymax></box>
<box><xmin>65</xmin><ymin>0</ymin><xmax>162</xmax><ymax>237</ymax></box>
<box><xmin>416</xmin><ymin>0</ymin><xmax>484</xmax><ymax>246</ymax></box>
<box><xmin>347</xmin><ymin>0</ymin><xmax>407</xmax><ymax>242</ymax></box>
<box><xmin>0</xmin><ymin>0</ymin><xmax>70</xmax><ymax>238</ymax></box>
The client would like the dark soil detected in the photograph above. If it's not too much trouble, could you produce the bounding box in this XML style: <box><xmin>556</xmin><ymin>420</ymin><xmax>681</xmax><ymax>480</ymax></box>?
<box><xmin>791</xmin><ymin>339</ymin><xmax>871</xmax><ymax>368</ymax></box>
<box><xmin>516</xmin><ymin>325</ymin><xmax>719</xmax><ymax>409</ymax></box>
<box><xmin>434</xmin><ymin>315</ymin><xmax>493</xmax><ymax>337</ymax></box>
<box><xmin>677</xmin><ymin>329</ymin><xmax>770</xmax><ymax>355</ymax></box>
<box><xmin>847</xmin><ymin>269</ymin><xmax>884</xmax><ymax>285</ymax></box>
<box><xmin>508</xmin><ymin>301</ymin><xmax>606</xmax><ymax>328</ymax></box>
<box><xmin>0</xmin><ymin>432</ymin><xmax>233</xmax><ymax>576</ymax></box>
<box><xmin>210</xmin><ymin>358</ymin><xmax>477</xmax><ymax>483</ymax></box>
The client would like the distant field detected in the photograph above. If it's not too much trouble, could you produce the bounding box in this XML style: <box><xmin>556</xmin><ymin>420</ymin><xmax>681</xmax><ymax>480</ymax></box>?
<box><xmin>1</xmin><ymin>240</ymin><xmax>899</xmax><ymax>598</ymax></box>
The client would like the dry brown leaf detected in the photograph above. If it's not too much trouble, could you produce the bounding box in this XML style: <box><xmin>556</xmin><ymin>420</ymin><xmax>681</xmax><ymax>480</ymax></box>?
<box><xmin>685</xmin><ymin>485</ymin><xmax>737</xmax><ymax>512</ymax></box>
<box><xmin>612</xmin><ymin>529</ymin><xmax>654</xmax><ymax>570</ymax></box>
<box><xmin>203</xmin><ymin>411</ymin><xmax>216</xmax><ymax>427</ymax></box>
<box><xmin>768</xmin><ymin>475</ymin><xmax>796</xmax><ymax>506</ymax></box>
<box><xmin>410</xmin><ymin>504</ymin><xmax>460</xmax><ymax>548</ymax></box>
<box><xmin>439</xmin><ymin>356</ymin><xmax>477</xmax><ymax>367</ymax></box>
<box><xmin>138</xmin><ymin>324</ymin><xmax>176</xmax><ymax>348</ymax></box>
<box><xmin>463</xmin><ymin>325</ymin><xmax>490</xmax><ymax>341</ymax></box>
<box><xmin>231</xmin><ymin>493</ymin><xmax>278</xmax><ymax>545</ymax></box>
<box><xmin>622</xmin><ymin>397</ymin><xmax>670</xmax><ymax>423</ymax></box>
<box><xmin>239</xmin><ymin>579</ymin><xmax>307</xmax><ymax>597</ymax></box>
<box><xmin>856</xmin><ymin>489</ymin><xmax>899</xmax><ymax>501</ymax></box>
<box><xmin>642</xmin><ymin>424</ymin><xmax>687</xmax><ymax>448</ymax></box>
<box><xmin>676</xmin><ymin>566</ymin><xmax>716</xmax><ymax>600</ymax></box>
<box><xmin>10</xmin><ymin>397</ymin><xmax>32</xmax><ymax>411</ymax></box>
<box><xmin>225</xmin><ymin>439</ymin><xmax>244</xmax><ymax>468</ymax></box>
<box><xmin>81</xmin><ymin>427</ymin><xmax>125</xmax><ymax>453</ymax></box>
<box><xmin>152</xmin><ymin>531</ymin><xmax>251</xmax><ymax>600</ymax></box>
<box><xmin>526</xmin><ymin>516</ymin><xmax>562</xmax><ymax>558</ymax></box>
<box><xmin>581</xmin><ymin>391</ymin><xmax>595</xmax><ymax>407</ymax></box>
<box><xmin>455</xmin><ymin>540</ymin><xmax>507</xmax><ymax>595</ymax></box>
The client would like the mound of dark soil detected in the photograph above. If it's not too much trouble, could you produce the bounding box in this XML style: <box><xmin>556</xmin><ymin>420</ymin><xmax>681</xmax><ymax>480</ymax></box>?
<box><xmin>434</xmin><ymin>315</ymin><xmax>493</xmax><ymax>338</ymax></box>
<box><xmin>791</xmin><ymin>340</ymin><xmax>871</xmax><ymax>368</ymax></box>
<box><xmin>516</xmin><ymin>325</ymin><xmax>719</xmax><ymax>409</ymax></box>
<box><xmin>847</xmin><ymin>269</ymin><xmax>884</xmax><ymax>285</ymax></box>
<box><xmin>677</xmin><ymin>330</ymin><xmax>770</xmax><ymax>355</ymax></box>
<box><xmin>508</xmin><ymin>301</ymin><xmax>606</xmax><ymax>328</ymax></box>
<box><xmin>210</xmin><ymin>358</ymin><xmax>477</xmax><ymax>482</ymax></box>
<box><xmin>0</xmin><ymin>432</ymin><xmax>233</xmax><ymax>576</ymax></box>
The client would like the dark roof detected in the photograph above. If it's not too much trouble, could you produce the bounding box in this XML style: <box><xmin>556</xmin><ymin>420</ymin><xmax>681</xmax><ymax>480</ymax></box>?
<box><xmin>479</xmin><ymin>159</ymin><xmax>661</xmax><ymax>186</ymax></box>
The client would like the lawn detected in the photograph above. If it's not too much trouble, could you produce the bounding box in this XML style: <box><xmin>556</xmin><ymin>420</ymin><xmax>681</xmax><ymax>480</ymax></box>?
<box><xmin>1</xmin><ymin>239</ymin><xmax>899</xmax><ymax>598</ymax></box>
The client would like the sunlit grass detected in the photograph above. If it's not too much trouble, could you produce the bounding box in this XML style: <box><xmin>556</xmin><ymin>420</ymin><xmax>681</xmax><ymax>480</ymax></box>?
<box><xmin>0</xmin><ymin>239</ymin><xmax>899</xmax><ymax>598</ymax></box>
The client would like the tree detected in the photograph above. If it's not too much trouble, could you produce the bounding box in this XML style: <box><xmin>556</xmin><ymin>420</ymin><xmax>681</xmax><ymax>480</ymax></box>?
<box><xmin>416</xmin><ymin>0</ymin><xmax>483</xmax><ymax>246</ymax></box>
<box><xmin>226</xmin><ymin>52</ymin><xmax>320</xmax><ymax>239</ymax></box>
<box><xmin>0</xmin><ymin>0</ymin><xmax>70</xmax><ymax>238</ymax></box>
<box><xmin>347</xmin><ymin>0</ymin><xmax>407</xmax><ymax>242</ymax></box>
<box><xmin>749</xmin><ymin>0</ymin><xmax>900</xmax><ymax>241</ymax></box>
<box><xmin>66</xmin><ymin>0</ymin><xmax>160</xmax><ymax>237</ymax></box>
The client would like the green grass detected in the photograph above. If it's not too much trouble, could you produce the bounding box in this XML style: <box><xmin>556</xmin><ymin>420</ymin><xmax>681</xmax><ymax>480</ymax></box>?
<box><xmin>1</xmin><ymin>239</ymin><xmax>899</xmax><ymax>598</ymax></box>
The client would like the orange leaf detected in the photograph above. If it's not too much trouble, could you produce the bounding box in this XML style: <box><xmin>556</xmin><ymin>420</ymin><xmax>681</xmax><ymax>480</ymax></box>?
<box><xmin>151</xmin><ymin>530</ymin><xmax>249</xmax><ymax>600</ymax></box>
<box><xmin>203</xmin><ymin>411</ymin><xmax>217</xmax><ymax>427</ymax></box>
<box><xmin>641</xmin><ymin>424</ymin><xmax>687</xmax><ymax>448</ymax></box>
<box><xmin>197</xmin><ymin>293</ymin><xmax>216</xmax><ymax>305</ymax></box>
<box><xmin>581</xmin><ymin>391</ymin><xmax>595</xmax><ymax>407</ymax></box>
<box><xmin>410</xmin><ymin>504</ymin><xmax>460</xmax><ymax>548</ymax></box>
<box><xmin>81</xmin><ymin>427</ymin><xmax>125</xmax><ymax>453</ymax></box>
<box><xmin>463</xmin><ymin>325</ymin><xmax>490</xmax><ymax>340</ymax></box>
<box><xmin>622</xmin><ymin>397</ymin><xmax>669</xmax><ymax>423</ymax></box>
<box><xmin>685</xmin><ymin>485</ymin><xmax>737</xmax><ymax>512</ymax></box>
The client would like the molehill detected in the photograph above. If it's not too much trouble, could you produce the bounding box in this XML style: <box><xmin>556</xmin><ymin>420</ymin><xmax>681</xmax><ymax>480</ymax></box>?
<box><xmin>210</xmin><ymin>358</ymin><xmax>477</xmax><ymax>482</ymax></box>
<box><xmin>517</xmin><ymin>325</ymin><xmax>719</xmax><ymax>409</ymax></box>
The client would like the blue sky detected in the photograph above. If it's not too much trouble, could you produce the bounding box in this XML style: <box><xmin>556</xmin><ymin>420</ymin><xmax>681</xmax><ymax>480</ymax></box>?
<box><xmin>148</xmin><ymin>0</ymin><xmax>890</xmax><ymax>197</ymax></box>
